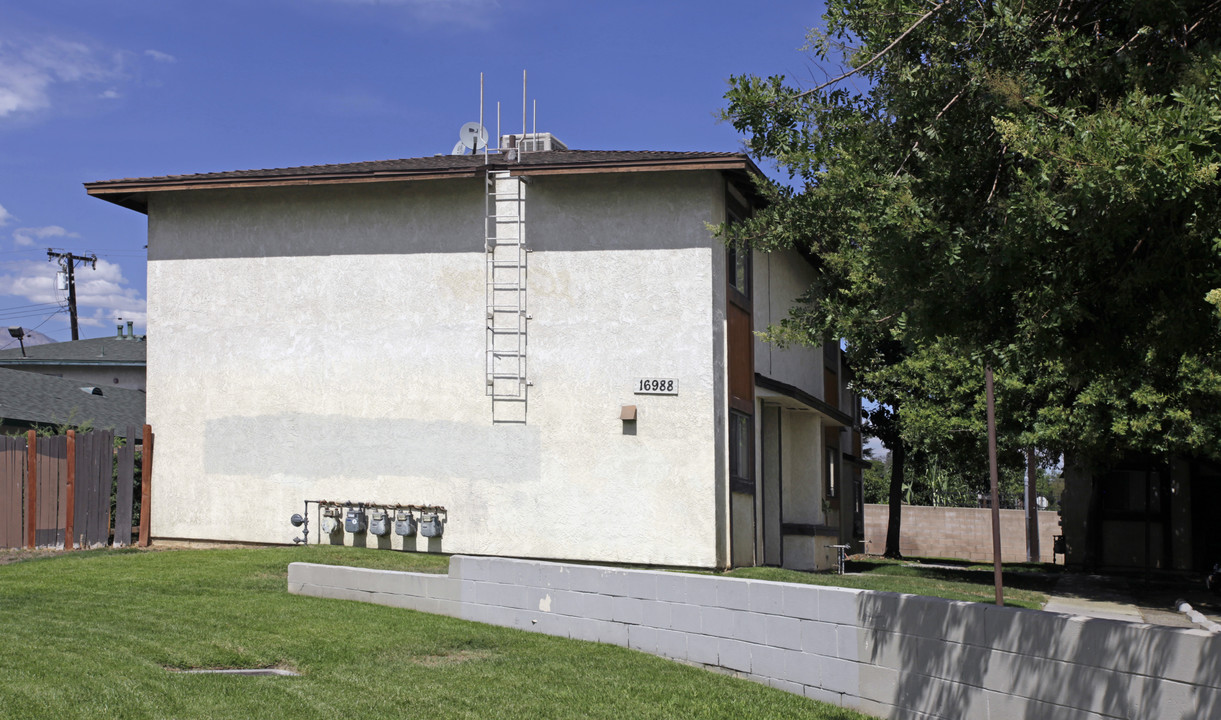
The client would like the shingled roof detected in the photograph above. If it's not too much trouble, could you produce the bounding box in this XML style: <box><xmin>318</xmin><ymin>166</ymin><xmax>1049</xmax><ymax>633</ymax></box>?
<box><xmin>0</xmin><ymin>367</ymin><xmax>145</xmax><ymax>437</ymax></box>
<box><xmin>84</xmin><ymin>149</ymin><xmax>761</xmax><ymax>213</ymax></box>
<box><xmin>0</xmin><ymin>335</ymin><xmax>146</xmax><ymax>367</ymax></box>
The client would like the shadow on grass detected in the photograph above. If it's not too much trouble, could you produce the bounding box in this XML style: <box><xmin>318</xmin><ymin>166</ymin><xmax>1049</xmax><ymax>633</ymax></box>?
<box><xmin>844</xmin><ymin>557</ymin><xmax>1061</xmax><ymax>594</ymax></box>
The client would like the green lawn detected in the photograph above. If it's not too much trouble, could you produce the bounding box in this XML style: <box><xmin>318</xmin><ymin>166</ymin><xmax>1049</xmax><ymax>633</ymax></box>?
<box><xmin>0</xmin><ymin>547</ymin><xmax>871</xmax><ymax>720</ymax></box>
<box><xmin>722</xmin><ymin>556</ymin><xmax>1059</xmax><ymax>609</ymax></box>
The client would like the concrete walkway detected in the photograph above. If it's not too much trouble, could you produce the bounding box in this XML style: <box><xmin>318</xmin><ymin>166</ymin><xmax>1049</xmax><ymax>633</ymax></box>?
<box><xmin>1043</xmin><ymin>574</ymin><xmax>1147</xmax><ymax>622</ymax></box>
<box><xmin>1043</xmin><ymin>573</ymin><xmax>1221</xmax><ymax>630</ymax></box>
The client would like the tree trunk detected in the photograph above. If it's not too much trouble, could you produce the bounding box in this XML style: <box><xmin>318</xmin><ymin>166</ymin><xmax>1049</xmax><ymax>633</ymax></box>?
<box><xmin>884</xmin><ymin>439</ymin><xmax>905</xmax><ymax>558</ymax></box>
<box><xmin>1025</xmin><ymin>447</ymin><xmax>1040</xmax><ymax>563</ymax></box>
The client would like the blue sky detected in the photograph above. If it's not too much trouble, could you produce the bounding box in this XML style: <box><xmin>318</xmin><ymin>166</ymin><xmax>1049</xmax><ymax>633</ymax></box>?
<box><xmin>0</xmin><ymin>0</ymin><xmax>828</xmax><ymax>344</ymax></box>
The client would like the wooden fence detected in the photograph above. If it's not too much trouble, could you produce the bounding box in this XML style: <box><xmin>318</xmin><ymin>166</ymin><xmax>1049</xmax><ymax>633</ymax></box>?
<box><xmin>0</xmin><ymin>425</ymin><xmax>154</xmax><ymax>550</ymax></box>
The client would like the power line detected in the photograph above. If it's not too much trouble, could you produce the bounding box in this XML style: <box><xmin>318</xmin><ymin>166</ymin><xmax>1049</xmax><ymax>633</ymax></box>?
<box><xmin>0</xmin><ymin>300</ymin><xmax>64</xmax><ymax>311</ymax></box>
<box><xmin>0</xmin><ymin>309</ymin><xmax>67</xmax><ymax>323</ymax></box>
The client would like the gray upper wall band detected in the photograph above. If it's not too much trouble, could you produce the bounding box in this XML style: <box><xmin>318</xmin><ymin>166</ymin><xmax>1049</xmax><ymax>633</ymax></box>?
<box><xmin>147</xmin><ymin>171</ymin><xmax>723</xmax><ymax>262</ymax></box>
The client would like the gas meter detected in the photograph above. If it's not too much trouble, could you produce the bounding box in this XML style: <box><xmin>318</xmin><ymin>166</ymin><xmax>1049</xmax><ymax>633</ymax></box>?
<box><xmin>344</xmin><ymin>507</ymin><xmax>367</xmax><ymax>534</ymax></box>
<box><xmin>394</xmin><ymin>510</ymin><xmax>417</xmax><ymax>537</ymax></box>
<box><xmin>320</xmin><ymin>506</ymin><xmax>342</xmax><ymax>535</ymax></box>
<box><xmin>369</xmin><ymin>509</ymin><xmax>391</xmax><ymax>537</ymax></box>
<box><xmin>420</xmin><ymin>512</ymin><xmax>444</xmax><ymax>538</ymax></box>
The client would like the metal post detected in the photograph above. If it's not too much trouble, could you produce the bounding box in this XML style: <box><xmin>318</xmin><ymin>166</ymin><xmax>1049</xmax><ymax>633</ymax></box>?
<box><xmin>985</xmin><ymin>364</ymin><xmax>1004</xmax><ymax>606</ymax></box>
<box><xmin>480</xmin><ymin>72</ymin><xmax>486</xmax><ymax>164</ymax></box>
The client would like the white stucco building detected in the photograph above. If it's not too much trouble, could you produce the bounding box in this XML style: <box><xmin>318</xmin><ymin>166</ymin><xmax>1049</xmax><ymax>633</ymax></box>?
<box><xmin>87</xmin><ymin>136</ymin><xmax>864</xmax><ymax>570</ymax></box>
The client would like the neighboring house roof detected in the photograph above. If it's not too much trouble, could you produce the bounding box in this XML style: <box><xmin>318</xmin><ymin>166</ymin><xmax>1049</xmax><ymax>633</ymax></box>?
<box><xmin>0</xmin><ymin>335</ymin><xmax>146</xmax><ymax>370</ymax></box>
<box><xmin>0</xmin><ymin>367</ymin><xmax>145</xmax><ymax>437</ymax></box>
<box><xmin>84</xmin><ymin>149</ymin><xmax>763</xmax><ymax>213</ymax></box>
<box><xmin>0</xmin><ymin>327</ymin><xmax>56</xmax><ymax>352</ymax></box>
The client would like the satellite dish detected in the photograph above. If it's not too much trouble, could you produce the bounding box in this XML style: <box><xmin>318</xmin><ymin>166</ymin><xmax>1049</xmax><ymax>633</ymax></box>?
<box><xmin>459</xmin><ymin>122</ymin><xmax>488</xmax><ymax>150</ymax></box>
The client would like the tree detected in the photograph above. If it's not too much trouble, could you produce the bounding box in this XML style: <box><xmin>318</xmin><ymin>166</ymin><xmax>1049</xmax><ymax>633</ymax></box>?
<box><xmin>722</xmin><ymin>0</ymin><xmax>1221</xmax><ymax>565</ymax></box>
<box><xmin>724</xmin><ymin>0</ymin><xmax>1221</xmax><ymax>463</ymax></box>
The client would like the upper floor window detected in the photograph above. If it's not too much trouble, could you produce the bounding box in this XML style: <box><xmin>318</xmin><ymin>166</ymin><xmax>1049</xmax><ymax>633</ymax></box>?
<box><xmin>726</xmin><ymin>205</ymin><xmax>750</xmax><ymax>300</ymax></box>
<box><xmin>728</xmin><ymin>244</ymin><xmax>750</xmax><ymax>297</ymax></box>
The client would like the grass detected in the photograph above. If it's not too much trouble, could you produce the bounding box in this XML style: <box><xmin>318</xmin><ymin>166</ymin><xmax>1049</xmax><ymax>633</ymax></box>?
<box><xmin>0</xmin><ymin>546</ymin><xmax>871</xmax><ymax>720</ymax></box>
<box><xmin>722</xmin><ymin>556</ymin><xmax>1060</xmax><ymax>609</ymax></box>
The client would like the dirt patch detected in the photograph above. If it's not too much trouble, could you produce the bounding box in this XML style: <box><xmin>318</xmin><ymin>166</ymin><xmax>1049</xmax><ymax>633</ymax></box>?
<box><xmin>0</xmin><ymin>549</ymin><xmax>66</xmax><ymax>565</ymax></box>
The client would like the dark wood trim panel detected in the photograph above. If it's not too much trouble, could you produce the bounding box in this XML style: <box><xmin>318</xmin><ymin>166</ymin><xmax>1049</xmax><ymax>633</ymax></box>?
<box><xmin>730</xmin><ymin>477</ymin><xmax>757</xmax><ymax>495</ymax></box>
<box><xmin>754</xmin><ymin>373</ymin><xmax>854</xmax><ymax>427</ymax></box>
<box><xmin>781</xmin><ymin>523</ymin><xmax>840</xmax><ymax>537</ymax></box>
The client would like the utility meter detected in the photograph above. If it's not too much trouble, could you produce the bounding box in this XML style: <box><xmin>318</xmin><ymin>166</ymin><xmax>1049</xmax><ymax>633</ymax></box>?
<box><xmin>369</xmin><ymin>509</ymin><xmax>391</xmax><ymax>537</ymax></box>
<box><xmin>344</xmin><ymin>507</ymin><xmax>367</xmax><ymax>534</ymax></box>
<box><xmin>395</xmin><ymin>510</ymin><xmax>417</xmax><ymax>537</ymax></box>
<box><xmin>420</xmin><ymin>513</ymin><xmax>444</xmax><ymax>538</ymax></box>
<box><xmin>321</xmin><ymin>506</ymin><xmax>342</xmax><ymax>535</ymax></box>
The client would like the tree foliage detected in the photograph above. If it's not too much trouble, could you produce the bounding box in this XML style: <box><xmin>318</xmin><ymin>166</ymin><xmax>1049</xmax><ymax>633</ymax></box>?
<box><xmin>724</xmin><ymin>0</ymin><xmax>1221</xmax><ymax>464</ymax></box>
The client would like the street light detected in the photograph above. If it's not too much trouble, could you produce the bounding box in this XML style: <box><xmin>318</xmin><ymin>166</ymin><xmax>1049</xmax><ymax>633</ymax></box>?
<box><xmin>7</xmin><ymin>327</ymin><xmax>25</xmax><ymax>357</ymax></box>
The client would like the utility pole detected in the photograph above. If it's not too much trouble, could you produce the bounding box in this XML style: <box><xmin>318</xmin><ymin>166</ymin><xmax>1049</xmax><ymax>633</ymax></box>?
<box><xmin>47</xmin><ymin>249</ymin><xmax>96</xmax><ymax>341</ymax></box>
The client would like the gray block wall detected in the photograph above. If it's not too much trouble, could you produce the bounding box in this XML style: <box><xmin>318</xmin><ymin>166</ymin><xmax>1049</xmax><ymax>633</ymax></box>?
<box><xmin>288</xmin><ymin>557</ymin><xmax>1221</xmax><ymax>720</ymax></box>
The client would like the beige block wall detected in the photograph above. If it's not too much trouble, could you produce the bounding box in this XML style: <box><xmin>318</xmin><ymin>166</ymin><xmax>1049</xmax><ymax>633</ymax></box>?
<box><xmin>863</xmin><ymin>504</ymin><xmax>1063</xmax><ymax>563</ymax></box>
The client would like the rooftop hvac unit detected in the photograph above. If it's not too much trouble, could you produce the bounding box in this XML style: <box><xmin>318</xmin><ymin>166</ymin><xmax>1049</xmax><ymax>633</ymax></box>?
<box><xmin>500</xmin><ymin>132</ymin><xmax>567</xmax><ymax>153</ymax></box>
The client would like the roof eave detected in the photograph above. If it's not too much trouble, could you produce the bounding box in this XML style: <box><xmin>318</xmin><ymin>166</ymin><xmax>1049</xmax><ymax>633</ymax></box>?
<box><xmin>84</xmin><ymin>154</ymin><xmax>765</xmax><ymax>214</ymax></box>
<box><xmin>84</xmin><ymin>166</ymin><xmax>486</xmax><ymax>214</ymax></box>
<box><xmin>0</xmin><ymin>359</ymin><xmax>146</xmax><ymax>368</ymax></box>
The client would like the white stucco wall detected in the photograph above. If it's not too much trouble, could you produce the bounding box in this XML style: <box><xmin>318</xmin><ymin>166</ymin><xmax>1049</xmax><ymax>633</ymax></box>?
<box><xmin>145</xmin><ymin>171</ymin><xmax>731</xmax><ymax>567</ymax></box>
<box><xmin>752</xmin><ymin>248</ymin><xmax>821</xmax><ymax>399</ymax></box>
<box><xmin>750</xmin><ymin>247</ymin><xmax>841</xmax><ymax>571</ymax></box>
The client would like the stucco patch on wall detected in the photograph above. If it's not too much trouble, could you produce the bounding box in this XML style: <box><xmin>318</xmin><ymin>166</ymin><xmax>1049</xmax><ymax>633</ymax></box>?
<box><xmin>203</xmin><ymin>414</ymin><xmax>541</xmax><ymax>482</ymax></box>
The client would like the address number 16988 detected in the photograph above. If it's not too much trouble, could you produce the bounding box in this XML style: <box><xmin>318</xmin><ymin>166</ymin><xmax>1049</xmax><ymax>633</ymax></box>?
<box><xmin>635</xmin><ymin>378</ymin><xmax>678</xmax><ymax>395</ymax></box>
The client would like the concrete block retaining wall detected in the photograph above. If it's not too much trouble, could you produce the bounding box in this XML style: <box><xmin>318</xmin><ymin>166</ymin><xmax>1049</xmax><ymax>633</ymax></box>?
<box><xmin>863</xmin><ymin>505</ymin><xmax>1062</xmax><ymax>564</ymax></box>
<box><xmin>288</xmin><ymin>556</ymin><xmax>1220</xmax><ymax>719</ymax></box>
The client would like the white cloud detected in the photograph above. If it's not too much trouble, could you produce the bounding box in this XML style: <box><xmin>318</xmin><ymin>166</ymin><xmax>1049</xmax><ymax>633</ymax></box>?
<box><xmin>0</xmin><ymin>257</ymin><xmax>146</xmax><ymax>332</ymax></box>
<box><xmin>13</xmin><ymin>225</ymin><xmax>79</xmax><ymax>248</ymax></box>
<box><xmin>0</xmin><ymin>259</ymin><xmax>60</xmax><ymax>303</ymax></box>
<box><xmin>67</xmin><ymin>258</ymin><xmax>146</xmax><ymax>329</ymax></box>
<box><xmin>144</xmin><ymin>49</ymin><xmax>176</xmax><ymax>63</ymax></box>
<box><xmin>315</xmin><ymin>0</ymin><xmax>499</xmax><ymax>27</ymax></box>
<box><xmin>0</xmin><ymin>203</ymin><xmax>11</xmax><ymax>227</ymax></box>
<box><xmin>99</xmin><ymin>88</ymin><xmax>120</xmax><ymax>99</ymax></box>
<box><xmin>0</xmin><ymin>35</ymin><xmax>125</xmax><ymax>119</ymax></box>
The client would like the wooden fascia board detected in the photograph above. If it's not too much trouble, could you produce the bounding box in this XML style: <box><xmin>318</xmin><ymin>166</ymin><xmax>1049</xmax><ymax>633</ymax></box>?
<box><xmin>507</xmin><ymin>159</ymin><xmax>757</xmax><ymax>179</ymax></box>
<box><xmin>84</xmin><ymin>169</ymin><xmax>481</xmax><ymax>198</ymax></box>
<box><xmin>84</xmin><ymin>156</ymin><xmax>764</xmax><ymax>212</ymax></box>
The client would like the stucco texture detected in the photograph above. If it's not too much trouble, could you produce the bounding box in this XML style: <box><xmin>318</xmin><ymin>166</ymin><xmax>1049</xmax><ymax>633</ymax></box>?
<box><xmin>145</xmin><ymin>171</ymin><xmax>729</xmax><ymax>567</ymax></box>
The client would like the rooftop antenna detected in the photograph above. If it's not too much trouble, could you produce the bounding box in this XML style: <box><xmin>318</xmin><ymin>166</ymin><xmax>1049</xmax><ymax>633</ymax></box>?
<box><xmin>450</xmin><ymin>73</ymin><xmax>488</xmax><ymax>156</ymax></box>
<box><xmin>533</xmin><ymin>99</ymin><xmax>537</xmax><ymax>138</ymax></box>
<box><xmin>496</xmin><ymin>101</ymin><xmax>501</xmax><ymax>153</ymax></box>
<box><xmin>480</xmin><ymin>72</ymin><xmax>487</xmax><ymax>164</ymax></box>
<box><xmin>520</xmin><ymin>69</ymin><xmax>526</xmax><ymax>163</ymax></box>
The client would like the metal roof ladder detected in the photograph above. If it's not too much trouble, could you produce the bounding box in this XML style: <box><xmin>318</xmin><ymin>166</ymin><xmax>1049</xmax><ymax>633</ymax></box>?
<box><xmin>485</xmin><ymin>169</ymin><xmax>530</xmax><ymax>423</ymax></box>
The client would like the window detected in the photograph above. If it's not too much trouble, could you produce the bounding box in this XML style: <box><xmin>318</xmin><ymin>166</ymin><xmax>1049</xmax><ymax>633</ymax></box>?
<box><xmin>726</xmin><ymin>206</ymin><xmax>750</xmax><ymax>299</ymax></box>
<box><xmin>1100</xmin><ymin>469</ymin><xmax>1162</xmax><ymax>514</ymax></box>
<box><xmin>825</xmin><ymin>447</ymin><xmax>839</xmax><ymax>499</ymax></box>
<box><xmin>728</xmin><ymin>244</ymin><xmax>750</xmax><ymax>296</ymax></box>
<box><xmin>729</xmin><ymin>410</ymin><xmax>753</xmax><ymax>492</ymax></box>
